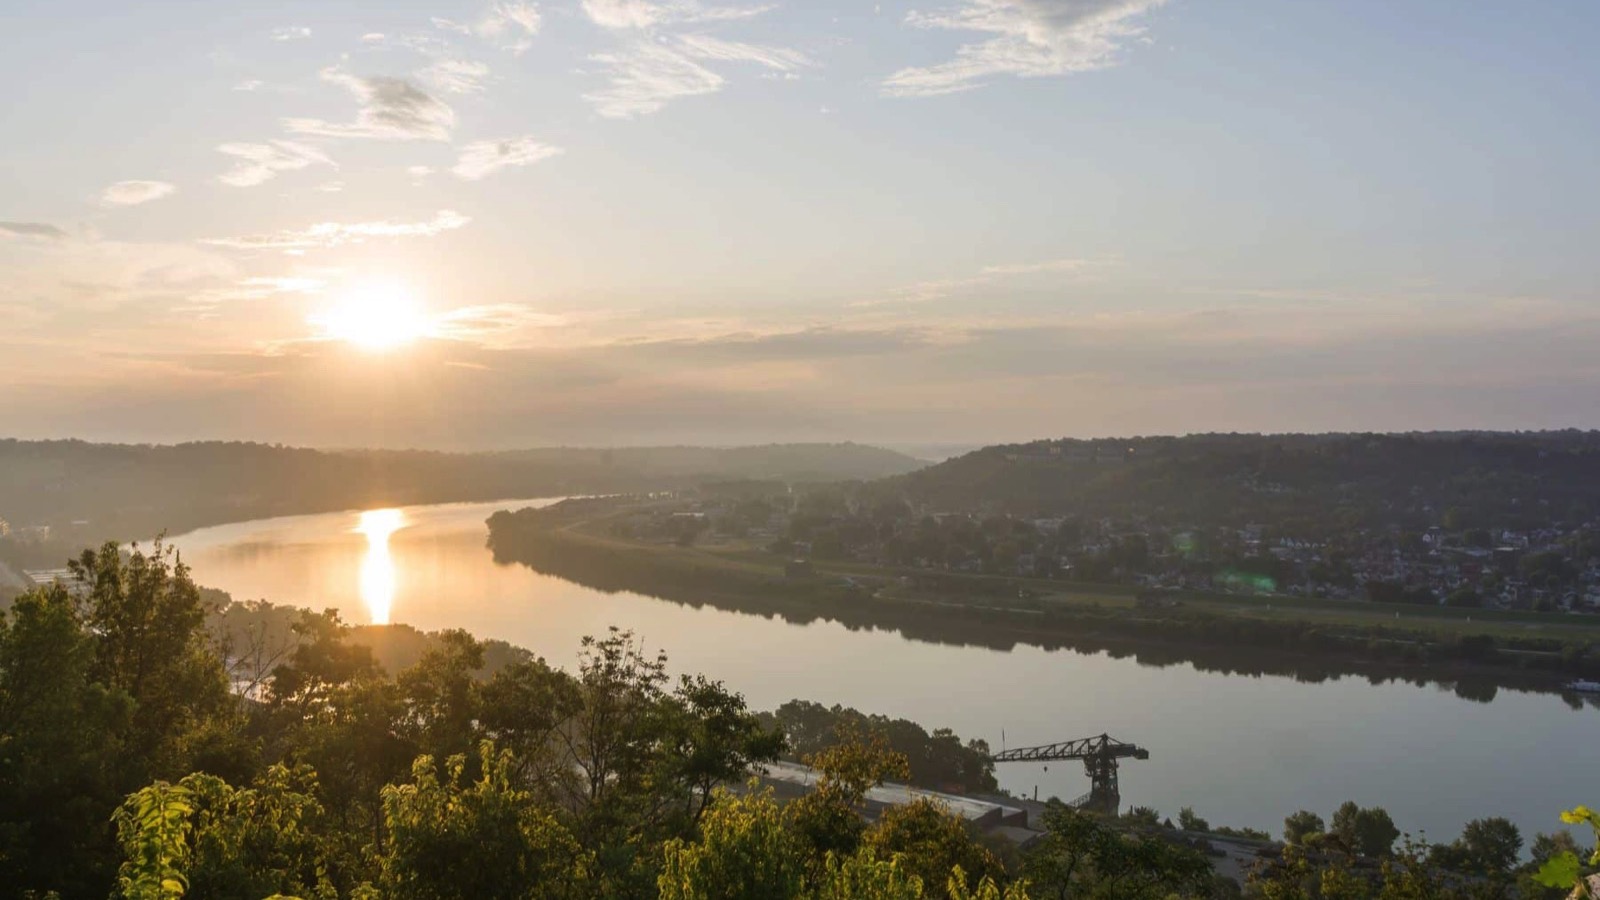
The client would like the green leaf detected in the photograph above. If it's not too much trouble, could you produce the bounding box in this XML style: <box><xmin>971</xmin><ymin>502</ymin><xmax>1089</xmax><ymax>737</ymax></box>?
<box><xmin>1534</xmin><ymin>851</ymin><xmax>1581</xmax><ymax>889</ymax></box>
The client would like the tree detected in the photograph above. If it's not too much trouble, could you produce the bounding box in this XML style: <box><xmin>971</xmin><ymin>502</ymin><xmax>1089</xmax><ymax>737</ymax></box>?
<box><xmin>1178</xmin><ymin>807</ymin><xmax>1210</xmax><ymax>833</ymax></box>
<box><xmin>477</xmin><ymin>657</ymin><xmax>580</xmax><ymax>785</ymax></box>
<box><xmin>1248</xmin><ymin>835</ymin><xmax>1367</xmax><ymax>900</ymax></box>
<box><xmin>1430</xmin><ymin>816</ymin><xmax>1522</xmax><ymax>879</ymax></box>
<box><xmin>658</xmin><ymin>789</ymin><xmax>805</xmax><ymax>900</ymax></box>
<box><xmin>787</xmin><ymin>723</ymin><xmax>910</xmax><ymax>864</ymax></box>
<box><xmin>112</xmin><ymin>764</ymin><xmax>339</xmax><ymax>900</ymax></box>
<box><xmin>1330</xmin><ymin>801</ymin><xmax>1399</xmax><ymax>857</ymax></box>
<box><xmin>0</xmin><ymin>584</ymin><xmax>133</xmax><ymax>897</ymax></box>
<box><xmin>72</xmin><ymin>540</ymin><xmax>230</xmax><ymax>781</ymax></box>
<box><xmin>397</xmin><ymin>629</ymin><xmax>486</xmax><ymax>764</ymax></box>
<box><xmin>863</xmin><ymin>799</ymin><xmax>1006</xmax><ymax>899</ymax></box>
<box><xmin>663</xmin><ymin>675</ymin><xmax>786</xmax><ymax>826</ymax></box>
<box><xmin>1025</xmin><ymin>803</ymin><xmax>1214</xmax><ymax>900</ymax></box>
<box><xmin>1283</xmin><ymin>810</ymin><xmax>1325</xmax><ymax>845</ymax></box>
<box><xmin>379</xmin><ymin>742</ymin><xmax>590</xmax><ymax>900</ymax></box>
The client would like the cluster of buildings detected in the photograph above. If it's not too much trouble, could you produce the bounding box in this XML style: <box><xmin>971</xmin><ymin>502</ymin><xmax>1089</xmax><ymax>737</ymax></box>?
<box><xmin>617</xmin><ymin>494</ymin><xmax>1600</xmax><ymax>615</ymax></box>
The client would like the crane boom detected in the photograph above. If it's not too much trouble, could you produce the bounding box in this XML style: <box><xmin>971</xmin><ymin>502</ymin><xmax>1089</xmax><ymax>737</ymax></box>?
<box><xmin>988</xmin><ymin>733</ymin><xmax>1149</xmax><ymax>815</ymax></box>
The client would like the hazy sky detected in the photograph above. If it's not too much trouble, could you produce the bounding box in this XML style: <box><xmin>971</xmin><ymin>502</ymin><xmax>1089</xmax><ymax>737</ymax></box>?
<box><xmin>3</xmin><ymin>0</ymin><xmax>1598</xmax><ymax>448</ymax></box>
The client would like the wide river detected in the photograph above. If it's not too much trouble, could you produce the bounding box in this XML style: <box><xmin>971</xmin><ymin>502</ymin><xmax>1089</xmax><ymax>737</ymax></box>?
<box><xmin>171</xmin><ymin>498</ymin><xmax>1599</xmax><ymax>845</ymax></box>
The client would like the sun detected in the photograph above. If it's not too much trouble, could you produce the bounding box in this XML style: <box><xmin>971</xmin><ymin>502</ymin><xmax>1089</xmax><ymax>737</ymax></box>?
<box><xmin>312</xmin><ymin>281</ymin><xmax>432</xmax><ymax>351</ymax></box>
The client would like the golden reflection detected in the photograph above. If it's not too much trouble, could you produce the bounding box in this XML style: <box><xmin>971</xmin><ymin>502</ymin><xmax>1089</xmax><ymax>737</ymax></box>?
<box><xmin>356</xmin><ymin>509</ymin><xmax>404</xmax><ymax>625</ymax></box>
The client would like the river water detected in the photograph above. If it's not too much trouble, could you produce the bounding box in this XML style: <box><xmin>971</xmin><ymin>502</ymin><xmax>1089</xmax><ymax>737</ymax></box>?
<box><xmin>170</xmin><ymin>498</ymin><xmax>1599</xmax><ymax>845</ymax></box>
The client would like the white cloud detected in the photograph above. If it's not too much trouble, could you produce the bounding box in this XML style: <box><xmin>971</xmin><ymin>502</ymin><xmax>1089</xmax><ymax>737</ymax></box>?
<box><xmin>884</xmin><ymin>0</ymin><xmax>1165</xmax><ymax>97</ymax></box>
<box><xmin>584</xmin><ymin>42</ymin><xmax>724</xmax><ymax>118</ymax></box>
<box><xmin>100</xmin><ymin>180</ymin><xmax>176</xmax><ymax>207</ymax></box>
<box><xmin>234</xmin><ymin>79</ymin><xmax>265</xmax><ymax>92</ymax></box>
<box><xmin>271</xmin><ymin>26</ymin><xmax>312</xmax><ymax>41</ymax></box>
<box><xmin>361</xmin><ymin>32</ymin><xmax>387</xmax><ymax>43</ymax></box>
<box><xmin>581</xmin><ymin>0</ymin><xmax>772</xmax><ymax>29</ymax></box>
<box><xmin>421</xmin><ymin>58</ymin><xmax>492</xmax><ymax>94</ymax></box>
<box><xmin>315</xmin><ymin>181</ymin><xmax>345</xmax><ymax>193</ymax></box>
<box><xmin>452</xmin><ymin>137</ymin><xmax>564</xmax><ymax>179</ymax></box>
<box><xmin>584</xmin><ymin>33</ymin><xmax>807</xmax><ymax>117</ymax></box>
<box><xmin>677</xmin><ymin>33</ymin><xmax>811</xmax><ymax>71</ymax></box>
<box><xmin>205</xmin><ymin>210</ymin><xmax>471</xmax><ymax>252</ymax></box>
<box><xmin>284</xmin><ymin>68</ymin><xmax>455</xmax><ymax>141</ymax></box>
<box><xmin>407</xmin><ymin>165</ymin><xmax>435</xmax><ymax>177</ymax></box>
<box><xmin>217</xmin><ymin>141</ymin><xmax>333</xmax><ymax>187</ymax></box>
<box><xmin>435</xmin><ymin>2</ymin><xmax>542</xmax><ymax>54</ymax></box>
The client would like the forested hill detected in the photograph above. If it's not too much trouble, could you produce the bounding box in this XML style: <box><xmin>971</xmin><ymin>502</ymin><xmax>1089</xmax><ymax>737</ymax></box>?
<box><xmin>0</xmin><ymin>439</ymin><xmax>922</xmax><ymax>540</ymax></box>
<box><xmin>873</xmin><ymin>432</ymin><xmax>1600</xmax><ymax>534</ymax></box>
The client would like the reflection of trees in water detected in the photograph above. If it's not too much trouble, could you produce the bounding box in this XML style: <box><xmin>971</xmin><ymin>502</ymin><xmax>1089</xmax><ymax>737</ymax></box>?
<box><xmin>485</xmin><ymin>526</ymin><xmax>1587</xmax><ymax>708</ymax></box>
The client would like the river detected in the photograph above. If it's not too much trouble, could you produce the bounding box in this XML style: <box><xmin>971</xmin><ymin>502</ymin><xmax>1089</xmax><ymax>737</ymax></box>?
<box><xmin>169</xmin><ymin>497</ymin><xmax>1599</xmax><ymax>846</ymax></box>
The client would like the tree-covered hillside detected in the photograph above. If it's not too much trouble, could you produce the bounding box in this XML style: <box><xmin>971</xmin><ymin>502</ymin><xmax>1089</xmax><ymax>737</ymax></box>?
<box><xmin>878</xmin><ymin>432</ymin><xmax>1600</xmax><ymax>534</ymax></box>
<box><xmin>0</xmin><ymin>439</ymin><xmax>921</xmax><ymax>546</ymax></box>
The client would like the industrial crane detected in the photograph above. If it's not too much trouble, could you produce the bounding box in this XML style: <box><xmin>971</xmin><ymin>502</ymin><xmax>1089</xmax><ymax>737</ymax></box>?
<box><xmin>988</xmin><ymin>733</ymin><xmax>1149</xmax><ymax>815</ymax></box>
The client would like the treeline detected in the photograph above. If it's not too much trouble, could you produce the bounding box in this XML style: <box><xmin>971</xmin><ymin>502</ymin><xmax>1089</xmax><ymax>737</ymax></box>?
<box><xmin>3</xmin><ymin>539</ymin><xmax>1597</xmax><ymax>899</ymax></box>
<box><xmin>877</xmin><ymin>431</ymin><xmax>1600</xmax><ymax>533</ymax></box>
<box><xmin>485</xmin><ymin>513</ymin><xmax>1600</xmax><ymax>694</ymax></box>
<box><xmin>0</xmin><ymin>439</ymin><xmax>921</xmax><ymax>552</ymax></box>
<box><xmin>761</xmin><ymin>700</ymin><xmax>999</xmax><ymax>795</ymax></box>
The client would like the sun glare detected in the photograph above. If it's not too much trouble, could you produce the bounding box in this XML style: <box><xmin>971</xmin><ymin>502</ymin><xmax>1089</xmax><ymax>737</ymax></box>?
<box><xmin>313</xmin><ymin>281</ymin><xmax>432</xmax><ymax>351</ymax></box>
<box><xmin>356</xmin><ymin>508</ymin><xmax>405</xmax><ymax>625</ymax></box>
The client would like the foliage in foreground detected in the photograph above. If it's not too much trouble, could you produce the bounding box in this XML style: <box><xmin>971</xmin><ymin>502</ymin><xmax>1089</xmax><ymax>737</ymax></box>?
<box><xmin>4</xmin><ymin>540</ymin><xmax>1596</xmax><ymax>900</ymax></box>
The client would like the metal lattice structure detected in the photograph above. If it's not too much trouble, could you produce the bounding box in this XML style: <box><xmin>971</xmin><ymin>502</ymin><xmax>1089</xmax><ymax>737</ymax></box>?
<box><xmin>989</xmin><ymin>733</ymin><xmax>1149</xmax><ymax>816</ymax></box>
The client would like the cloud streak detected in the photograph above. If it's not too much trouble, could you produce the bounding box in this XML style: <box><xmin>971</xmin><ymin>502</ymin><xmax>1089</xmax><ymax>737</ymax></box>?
<box><xmin>884</xmin><ymin>0</ymin><xmax>1165</xmax><ymax>97</ymax></box>
<box><xmin>204</xmin><ymin>210</ymin><xmax>471</xmax><ymax>252</ymax></box>
<box><xmin>581</xmin><ymin>0</ymin><xmax>772</xmax><ymax>29</ymax></box>
<box><xmin>585</xmin><ymin>42</ymin><xmax>725</xmax><ymax>118</ymax></box>
<box><xmin>452</xmin><ymin>137</ymin><xmax>564</xmax><ymax>179</ymax></box>
<box><xmin>217</xmin><ymin>140</ymin><xmax>333</xmax><ymax>187</ymax></box>
<box><xmin>585</xmin><ymin>33</ymin><xmax>809</xmax><ymax>118</ymax></box>
<box><xmin>284</xmin><ymin>68</ymin><xmax>455</xmax><ymax>141</ymax></box>
<box><xmin>100</xmin><ymin>180</ymin><xmax>176</xmax><ymax>207</ymax></box>
<box><xmin>0</xmin><ymin>221</ymin><xmax>68</xmax><ymax>240</ymax></box>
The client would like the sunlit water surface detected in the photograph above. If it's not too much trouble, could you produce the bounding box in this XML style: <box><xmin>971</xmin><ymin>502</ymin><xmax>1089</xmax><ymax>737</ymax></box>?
<box><xmin>171</xmin><ymin>499</ymin><xmax>1600</xmax><ymax>843</ymax></box>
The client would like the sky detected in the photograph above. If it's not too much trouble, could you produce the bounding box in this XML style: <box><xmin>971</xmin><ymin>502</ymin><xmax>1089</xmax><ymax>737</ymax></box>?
<box><xmin>2</xmin><ymin>0</ymin><xmax>1599</xmax><ymax>449</ymax></box>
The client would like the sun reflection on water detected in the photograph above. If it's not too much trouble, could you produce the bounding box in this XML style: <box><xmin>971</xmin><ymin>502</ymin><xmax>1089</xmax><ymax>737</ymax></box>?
<box><xmin>356</xmin><ymin>509</ymin><xmax>404</xmax><ymax>625</ymax></box>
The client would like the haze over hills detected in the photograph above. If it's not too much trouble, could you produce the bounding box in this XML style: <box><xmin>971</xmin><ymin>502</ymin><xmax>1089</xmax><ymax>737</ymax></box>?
<box><xmin>0</xmin><ymin>438</ymin><xmax>922</xmax><ymax>547</ymax></box>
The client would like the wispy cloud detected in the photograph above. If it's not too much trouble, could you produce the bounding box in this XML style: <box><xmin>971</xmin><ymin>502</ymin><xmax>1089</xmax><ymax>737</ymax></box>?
<box><xmin>420</xmin><ymin>58</ymin><xmax>492</xmax><ymax>94</ymax></box>
<box><xmin>677</xmin><ymin>33</ymin><xmax>811</xmax><ymax>71</ymax></box>
<box><xmin>284</xmin><ymin>68</ymin><xmax>455</xmax><ymax>141</ymax></box>
<box><xmin>217</xmin><ymin>140</ymin><xmax>333</xmax><ymax>187</ymax></box>
<box><xmin>271</xmin><ymin>26</ymin><xmax>312</xmax><ymax>42</ymax></box>
<box><xmin>452</xmin><ymin>137</ymin><xmax>564</xmax><ymax>179</ymax></box>
<box><xmin>585</xmin><ymin>33</ymin><xmax>807</xmax><ymax>118</ymax></box>
<box><xmin>100</xmin><ymin>180</ymin><xmax>176</xmax><ymax>207</ymax></box>
<box><xmin>585</xmin><ymin>42</ymin><xmax>724</xmax><ymax>118</ymax></box>
<box><xmin>434</xmin><ymin>2</ymin><xmax>543</xmax><ymax>54</ymax></box>
<box><xmin>884</xmin><ymin>0</ymin><xmax>1165</xmax><ymax>97</ymax></box>
<box><xmin>581</xmin><ymin>0</ymin><xmax>772</xmax><ymax>29</ymax></box>
<box><xmin>204</xmin><ymin>210</ymin><xmax>471</xmax><ymax>252</ymax></box>
<box><xmin>234</xmin><ymin>79</ymin><xmax>265</xmax><ymax>92</ymax></box>
<box><xmin>0</xmin><ymin>221</ymin><xmax>68</xmax><ymax>240</ymax></box>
